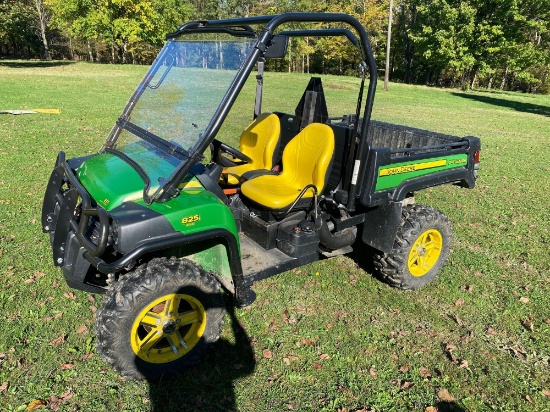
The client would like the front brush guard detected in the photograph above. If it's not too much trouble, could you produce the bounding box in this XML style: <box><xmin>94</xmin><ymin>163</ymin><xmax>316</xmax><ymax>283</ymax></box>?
<box><xmin>42</xmin><ymin>151</ymin><xmax>109</xmax><ymax>266</ymax></box>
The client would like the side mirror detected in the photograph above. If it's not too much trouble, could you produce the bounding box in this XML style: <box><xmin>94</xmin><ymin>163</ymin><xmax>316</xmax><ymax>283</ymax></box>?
<box><xmin>264</xmin><ymin>35</ymin><xmax>289</xmax><ymax>59</ymax></box>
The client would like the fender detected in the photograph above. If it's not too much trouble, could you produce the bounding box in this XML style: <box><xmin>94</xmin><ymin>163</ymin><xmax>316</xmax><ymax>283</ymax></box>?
<box><xmin>361</xmin><ymin>202</ymin><xmax>402</xmax><ymax>253</ymax></box>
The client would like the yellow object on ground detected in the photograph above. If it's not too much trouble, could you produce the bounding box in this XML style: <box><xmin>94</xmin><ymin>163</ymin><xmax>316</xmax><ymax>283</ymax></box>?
<box><xmin>32</xmin><ymin>109</ymin><xmax>61</xmax><ymax>114</ymax></box>
<box><xmin>0</xmin><ymin>109</ymin><xmax>60</xmax><ymax>115</ymax></box>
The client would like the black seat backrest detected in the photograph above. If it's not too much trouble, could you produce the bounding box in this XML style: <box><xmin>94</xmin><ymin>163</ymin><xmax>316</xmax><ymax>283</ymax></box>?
<box><xmin>295</xmin><ymin>77</ymin><xmax>329</xmax><ymax>128</ymax></box>
<box><xmin>324</xmin><ymin>123</ymin><xmax>355</xmax><ymax>194</ymax></box>
<box><xmin>273</xmin><ymin>77</ymin><xmax>330</xmax><ymax>167</ymax></box>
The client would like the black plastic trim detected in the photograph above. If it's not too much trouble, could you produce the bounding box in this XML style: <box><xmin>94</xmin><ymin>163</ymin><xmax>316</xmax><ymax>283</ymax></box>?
<box><xmin>391</xmin><ymin>168</ymin><xmax>475</xmax><ymax>202</ymax></box>
<box><xmin>361</xmin><ymin>202</ymin><xmax>402</xmax><ymax>253</ymax></box>
<box><xmin>83</xmin><ymin>228</ymin><xmax>253</xmax><ymax>306</ymax></box>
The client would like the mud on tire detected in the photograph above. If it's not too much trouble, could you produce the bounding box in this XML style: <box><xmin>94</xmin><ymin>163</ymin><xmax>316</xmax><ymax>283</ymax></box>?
<box><xmin>373</xmin><ymin>204</ymin><xmax>452</xmax><ymax>290</ymax></box>
<box><xmin>95</xmin><ymin>257</ymin><xmax>225</xmax><ymax>380</ymax></box>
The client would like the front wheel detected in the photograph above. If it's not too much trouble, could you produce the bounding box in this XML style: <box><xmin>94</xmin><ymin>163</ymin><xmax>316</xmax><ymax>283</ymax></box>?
<box><xmin>95</xmin><ymin>258</ymin><xmax>225</xmax><ymax>380</ymax></box>
<box><xmin>373</xmin><ymin>204</ymin><xmax>452</xmax><ymax>290</ymax></box>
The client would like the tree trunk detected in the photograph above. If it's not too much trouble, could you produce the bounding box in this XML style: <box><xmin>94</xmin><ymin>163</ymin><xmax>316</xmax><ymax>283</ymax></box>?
<box><xmin>34</xmin><ymin>0</ymin><xmax>51</xmax><ymax>60</ymax></box>
<box><xmin>470</xmin><ymin>69</ymin><xmax>478</xmax><ymax>90</ymax></box>
<box><xmin>306</xmin><ymin>37</ymin><xmax>310</xmax><ymax>74</ymax></box>
<box><xmin>500</xmin><ymin>65</ymin><xmax>508</xmax><ymax>90</ymax></box>
<box><xmin>111</xmin><ymin>42</ymin><xmax>115</xmax><ymax>63</ymax></box>
<box><xmin>487</xmin><ymin>74</ymin><xmax>494</xmax><ymax>89</ymax></box>
<box><xmin>384</xmin><ymin>0</ymin><xmax>394</xmax><ymax>91</ymax></box>
<box><xmin>121</xmin><ymin>42</ymin><xmax>127</xmax><ymax>64</ymax></box>
<box><xmin>87</xmin><ymin>39</ymin><xmax>94</xmax><ymax>62</ymax></box>
<box><xmin>288</xmin><ymin>38</ymin><xmax>292</xmax><ymax>73</ymax></box>
<box><xmin>402</xmin><ymin>4</ymin><xmax>410</xmax><ymax>84</ymax></box>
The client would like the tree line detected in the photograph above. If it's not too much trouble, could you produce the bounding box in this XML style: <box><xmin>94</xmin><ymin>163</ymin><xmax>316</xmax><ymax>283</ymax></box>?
<box><xmin>1</xmin><ymin>0</ymin><xmax>549</xmax><ymax>93</ymax></box>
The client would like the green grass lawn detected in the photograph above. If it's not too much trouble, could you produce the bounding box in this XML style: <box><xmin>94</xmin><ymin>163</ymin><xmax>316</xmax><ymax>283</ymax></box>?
<box><xmin>0</xmin><ymin>60</ymin><xmax>548</xmax><ymax>412</ymax></box>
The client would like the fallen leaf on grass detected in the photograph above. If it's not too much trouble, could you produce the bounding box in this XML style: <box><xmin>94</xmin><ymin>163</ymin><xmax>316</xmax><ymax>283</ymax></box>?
<box><xmin>521</xmin><ymin>318</ymin><xmax>534</xmax><ymax>331</ymax></box>
<box><xmin>89</xmin><ymin>306</ymin><xmax>97</xmax><ymax>313</ymax></box>
<box><xmin>87</xmin><ymin>295</ymin><xmax>96</xmax><ymax>302</ymax></box>
<box><xmin>525</xmin><ymin>395</ymin><xmax>532</xmax><ymax>403</ymax></box>
<box><xmin>39</xmin><ymin>296</ymin><xmax>54</xmax><ymax>307</ymax></box>
<box><xmin>399</xmin><ymin>365</ymin><xmax>409</xmax><ymax>373</ymax></box>
<box><xmin>63</xmin><ymin>292</ymin><xmax>77</xmax><ymax>300</ymax></box>
<box><xmin>24</xmin><ymin>271</ymin><xmax>47</xmax><ymax>284</ymax></box>
<box><xmin>46</xmin><ymin>392</ymin><xmax>73</xmax><ymax>411</ymax></box>
<box><xmin>369</xmin><ymin>365</ymin><xmax>377</xmax><ymax>380</ymax></box>
<box><xmin>487</xmin><ymin>327</ymin><xmax>497</xmax><ymax>335</ymax></box>
<box><xmin>437</xmin><ymin>388</ymin><xmax>456</xmax><ymax>402</ymax></box>
<box><xmin>454</xmin><ymin>315</ymin><xmax>463</xmax><ymax>326</ymax></box>
<box><xmin>313</xmin><ymin>361</ymin><xmax>322</xmax><ymax>370</ymax></box>
<box><xmin>303</xmin><ymin>338</ymin><xmax>315</xmax><ymax>346</ymax></box>
<box><xmin>400</xmin><ymin>381</ymin><xmax>415</xmax><ymax>391</ymax></box>
<box><xmin>460</xmin><ymin>285</ymin><xmax>473</xmax><ymax>292</ymax></box>
<box><xmin>458</xmin><ymin>360</ymin><xmax>469</xmax><ymax>369</ymax></box>
<box><xmin>319</xmin><ymin>353</ymin><xmax>331</xmax><ymax>360</ymax></box>
<box><xmin>542</xmin><ymin>389</ymin><xmax>550</xmax><ymax>398</ymax></box>
<box><xmin>59</xmin><ymin>363</ymin><xmax>75</xmax><ymax>370</ymax></box>
<box><xmin>80</xmin><ymin>353</ymin><xmax>93</xmax><ymax>361</ymax></box>
<box><xmin>419</xmin><ymin>367</ymin><xmax>432</xmax><ymax>378</ymax></box>
<box><xmin>40</xmin><ymin>312</ymin><xmax>63</xmax><ymax>322</ymax></box>
<box><xmin>49</xmin><ymin>335</ymin><xmax>65</xmax><ymax>347</ymax></box>
<box><xmin>455</xmin><ymin>298</ymin><xmax>464</xmax><ymax>306</ymax></box>
<box><xmin>27</xmin><ymin>399</ymin><xmax>47</xmax><ymax>410</ymax></box>
<box><xmin>544</xmin><ymin>319</ymin><xmax>550</xmax><ymax>325</ymax></box>
<box><xmin>425</xmin><ymin>407</ymin><xmax>438</xmax><ymax>412</ymax></box>
<box><xmin>519</xmin><ymin>297</ymin><xmax>530</xmax><ymax>304</ymax></box>
<box><xmin>76</xmin><ymin>325</ymin><xmax>87</xmax><ymax>334</ymax></box>
<box><xmin>0</xmin><ymin>381</ymin><xmax>8</xmax><ymax>393</ymax></box>
<box><xmin>502</xmin><ymin>346</ymin><xmax>527</xmax><ymax>361</ymax></box>
<box><xmin>262</xmin><ymin>349</ymin><xmax>272</xmax><ymax>359</ymax></box>
<box><xmin>444</xmin><ymin>344</ymin><xmax>458</xmax><ymax>362</ymax></box>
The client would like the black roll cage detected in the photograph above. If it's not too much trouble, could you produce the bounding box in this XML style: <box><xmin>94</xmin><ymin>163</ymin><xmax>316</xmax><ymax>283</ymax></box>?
<box><xmin>112</xmin><ymin>13</ymin><xmax>379</xmax><ymax>211</ymax></box>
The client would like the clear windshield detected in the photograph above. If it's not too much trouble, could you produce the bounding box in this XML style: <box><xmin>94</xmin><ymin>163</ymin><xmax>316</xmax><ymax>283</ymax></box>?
<box><xmin>111</xmin><ymin>35</ymin><xmax>255</xmax><ymax>184</ymax></box>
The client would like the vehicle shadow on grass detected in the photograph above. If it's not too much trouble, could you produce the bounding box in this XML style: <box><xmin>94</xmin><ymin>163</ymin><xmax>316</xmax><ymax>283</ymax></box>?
<box><xmin>451</xmin><ymin>92</ymin><xmax>550</xmax><ymax>117</ymax></box>
<box><xmin>144</xmin><ymin>303</ymin><xmax>256</xmax><ymax>412</ymax></box>
<box><xmin>0</xmin><ymin>60</ymin><xmax>75</xmax><ymax>69</ymax></box>
<box><xmin>348</xmin><ymin>241</ymin><xmax>379</xmax><ymax>278</ymax></box>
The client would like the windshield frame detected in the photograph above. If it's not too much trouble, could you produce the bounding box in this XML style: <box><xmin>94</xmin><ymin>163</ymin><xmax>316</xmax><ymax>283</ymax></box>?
<box><xmin>101</xmin><ymin>13</ymin><xmax>378</xmax><ymax>205</ymax></box>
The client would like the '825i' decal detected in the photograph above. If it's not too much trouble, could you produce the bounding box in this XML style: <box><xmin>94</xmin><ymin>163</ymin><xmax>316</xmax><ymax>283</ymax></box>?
<box><xmin>181</xmin><ymin>214</ymin><xmax>200</xmax><ymax>225</ymax></box>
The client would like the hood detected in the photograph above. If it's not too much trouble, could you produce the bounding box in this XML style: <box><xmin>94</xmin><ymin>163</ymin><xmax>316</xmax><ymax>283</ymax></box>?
<box><xmin>77</xmin><ymin>150</ymin><xmax>203</xmax><ymax>211</ymax></box>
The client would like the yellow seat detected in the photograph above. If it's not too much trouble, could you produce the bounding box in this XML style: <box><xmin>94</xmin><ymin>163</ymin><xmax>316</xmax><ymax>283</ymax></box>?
<box><xmin>222</xmin><ymin>113</ymin><xmax>281</xmax><ymax>185</ymax></box>
<box><xmin>241</xmin><ymin>123</ymin><xmax>335</xmax><ymax>211</ymax></box>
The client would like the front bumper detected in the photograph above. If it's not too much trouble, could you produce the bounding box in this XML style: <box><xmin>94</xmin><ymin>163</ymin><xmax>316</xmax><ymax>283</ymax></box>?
<box><xmin>42</xmin><ymin>152</ymin><xmax>110</xmax><ymax>293</ymax></box>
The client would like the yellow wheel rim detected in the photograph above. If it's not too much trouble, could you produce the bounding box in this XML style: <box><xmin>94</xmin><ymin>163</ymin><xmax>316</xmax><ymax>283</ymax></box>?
<box><xmin>130</xmin><ymin>293</ymin><xmax>206</xmax><ymax>364</ymax></box>
<box><xmin>408</xmin><ymin>229</ymin><xmax>443</xmax><ymax>277</ymax></box>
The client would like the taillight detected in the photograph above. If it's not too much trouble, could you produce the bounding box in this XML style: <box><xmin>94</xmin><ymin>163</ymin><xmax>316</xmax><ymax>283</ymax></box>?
<box><xmin>474</xmin><ymin>150</ymin><xmax>480</xmax><ymax>163</ymax></box>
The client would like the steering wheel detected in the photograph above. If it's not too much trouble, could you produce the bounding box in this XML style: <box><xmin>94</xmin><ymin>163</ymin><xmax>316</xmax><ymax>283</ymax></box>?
<box><xmin>211</xmin><ymin>139</ymin><xmax>252</xmax><ymax>166</ymax></box>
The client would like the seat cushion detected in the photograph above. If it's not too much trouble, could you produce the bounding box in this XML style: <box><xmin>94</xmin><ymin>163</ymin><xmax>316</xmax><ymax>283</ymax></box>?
<box><xmin>241</xmin><ymin>123</ymin><xmax>334</xmax><ymax>210</ymax></box>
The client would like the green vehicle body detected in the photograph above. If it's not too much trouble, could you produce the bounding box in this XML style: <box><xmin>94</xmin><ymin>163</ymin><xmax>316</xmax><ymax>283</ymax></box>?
<box><xmin>42</xmin><ymin>13</ymin><xmax>481</xmax><ymax>378</ymax></box>
<box><xmin>42</xmin><ymin>12</ymin><xmax>481</xmax><ymax>308</ymax></box>
<box><xmin>77</xmin><ymin>150</ymin><xmax>236</xmax><ymax>281</ymax></box>
<box><xmin>41</xmin><ymin>13</ymin><xmax>482</xmax><ymax>379</ymax></box>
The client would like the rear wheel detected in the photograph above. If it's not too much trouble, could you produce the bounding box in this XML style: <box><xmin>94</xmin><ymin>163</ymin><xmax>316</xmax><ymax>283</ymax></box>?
<box><xmin>95</xmin><ymin>257</ymin><xmax>225</xmax><ymax>380</ymax></box>
<box><xmin>373</xmin><ymin>205</ymin><xmax>452</xmax><ymax>290</ymax></box>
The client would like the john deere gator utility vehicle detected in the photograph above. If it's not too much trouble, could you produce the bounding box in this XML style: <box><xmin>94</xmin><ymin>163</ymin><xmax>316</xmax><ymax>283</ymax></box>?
<box><xmin>42</xmin><ymin>13</ymin><xmax>481</xmax><ymax>379</ymax></box>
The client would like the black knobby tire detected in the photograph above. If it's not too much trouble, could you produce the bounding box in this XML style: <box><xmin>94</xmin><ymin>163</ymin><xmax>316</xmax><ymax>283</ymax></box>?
<box><xmin>95</xmin><ymin>257</ymin><xmax>225</xmax><ymax>380</ymax></box>
<box><xmin>373</xmin><ymin>204</ymin><xmax>452</xmax><ymax>290</ymax></box>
